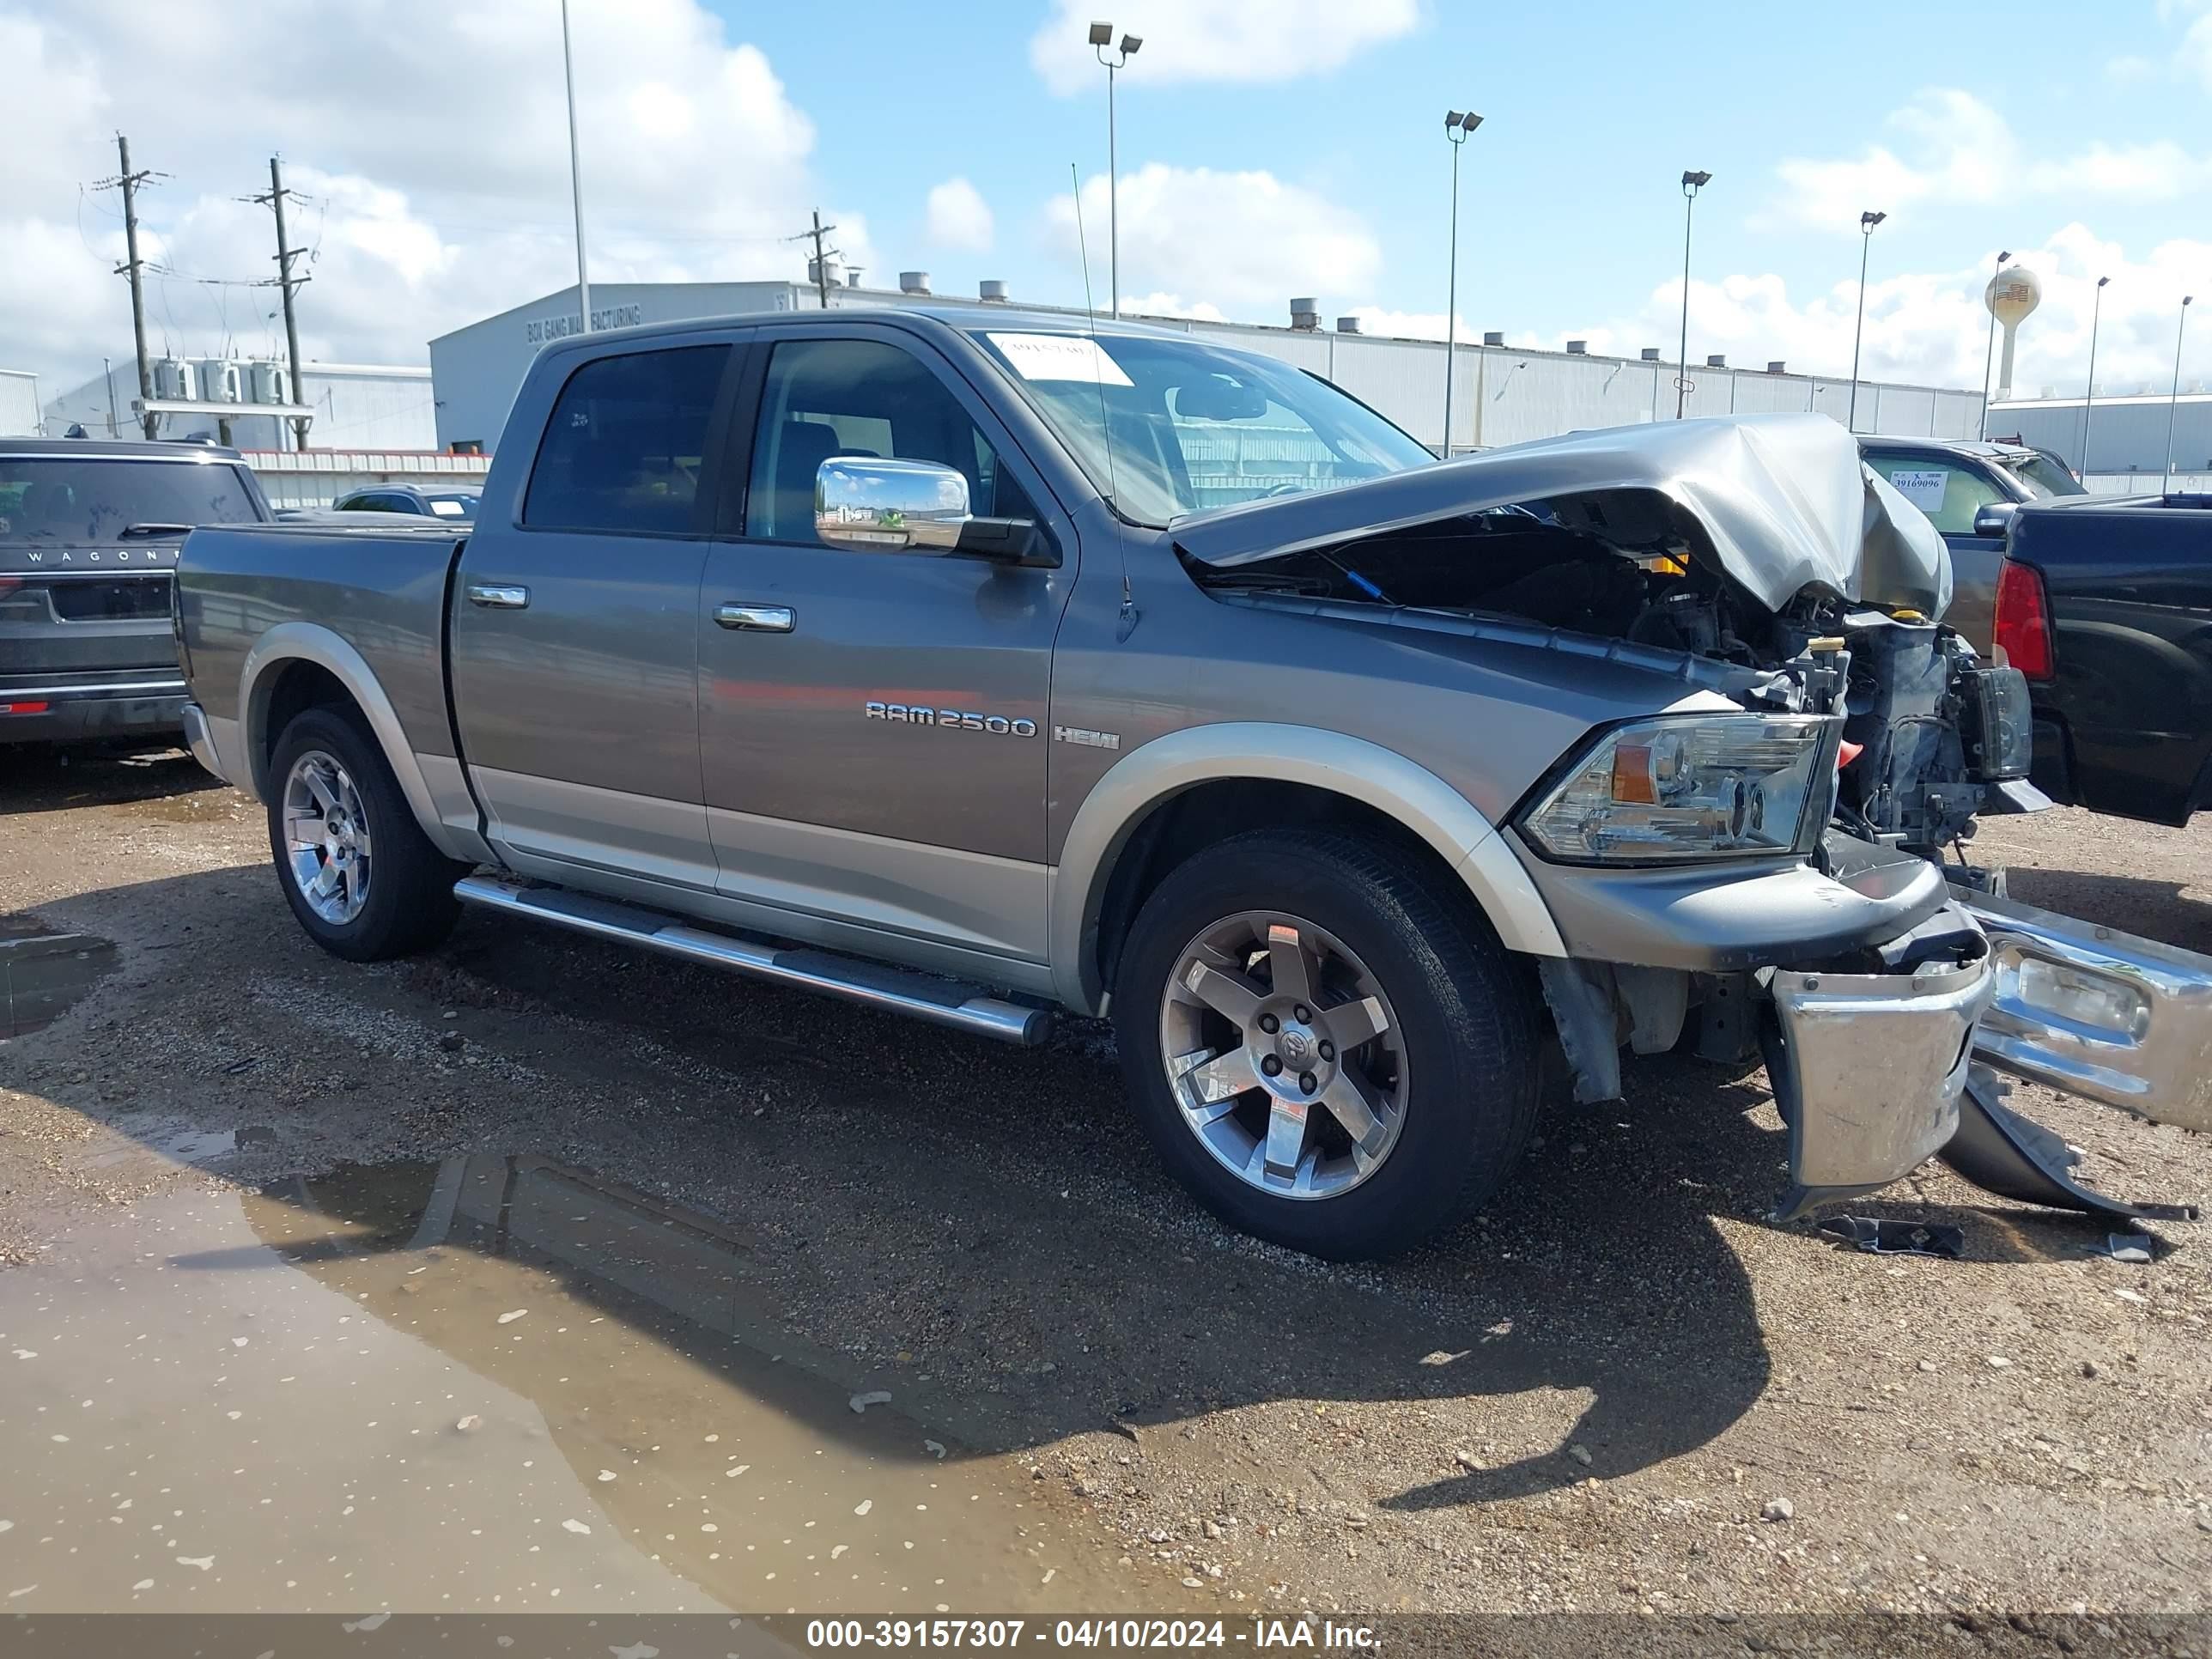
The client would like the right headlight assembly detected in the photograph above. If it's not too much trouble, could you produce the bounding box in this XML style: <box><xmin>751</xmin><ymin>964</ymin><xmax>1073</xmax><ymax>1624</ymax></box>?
<box><xmin>1518</xmin><ymin>712</ymin><xmax>1839</xmax><ymax>864</ymax></box>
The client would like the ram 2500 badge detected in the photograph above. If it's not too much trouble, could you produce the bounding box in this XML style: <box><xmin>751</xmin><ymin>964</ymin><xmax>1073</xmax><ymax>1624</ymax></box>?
<box><xmin>174</xmin><ymin>309</ymin><xmax>2208</xmax><ymax>1258</ymax></box>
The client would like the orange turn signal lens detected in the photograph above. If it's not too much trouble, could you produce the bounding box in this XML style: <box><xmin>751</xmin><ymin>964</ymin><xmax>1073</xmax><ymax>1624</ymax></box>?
<box><xmin>1610</xmin><ymin>742</ymin><xmax>1659</xmax><ymax>805</ymax></box>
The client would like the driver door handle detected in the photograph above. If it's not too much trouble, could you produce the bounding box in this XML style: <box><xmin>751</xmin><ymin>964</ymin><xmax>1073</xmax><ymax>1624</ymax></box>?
<box><xmin>716</xmin><ymin>603</ymin><xmax>795</xmax><ymax>633</ymax></box>
<box><xmin>466</xmin><ymin>583</ymin><xmax>530</xmax><ymax>610</ymax></box>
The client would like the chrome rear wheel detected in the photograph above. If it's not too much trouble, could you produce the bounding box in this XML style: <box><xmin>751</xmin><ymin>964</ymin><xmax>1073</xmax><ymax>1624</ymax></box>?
<box><xmin>281</xmin><ymin>749</ymin><xmax>372</xmax><ymax>926</ymax></box>
<box><xmin>1159</xmin><ymin>909</ymin><xmax>1408</xmax><ymax>1200</ymax></box>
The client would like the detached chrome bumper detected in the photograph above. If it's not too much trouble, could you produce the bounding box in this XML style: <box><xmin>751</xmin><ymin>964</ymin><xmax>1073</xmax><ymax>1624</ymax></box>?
<box><xmin>1767</xmin><ymin>915</ymin><xmax>1995</xmax><ymax>1220</ymax></box>
<box><xmin>1960</xmin><ymin>887</ymin><xmax>2212</xmax><ymax>1135</ymax></box>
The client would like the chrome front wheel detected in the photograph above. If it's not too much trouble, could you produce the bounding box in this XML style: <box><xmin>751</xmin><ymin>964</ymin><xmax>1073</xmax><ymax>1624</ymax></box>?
<box><xmin>281</xmin><ymin>749</ymin><xmax>372</xmax><ymax>926</ymax></box>
<box><xmin>1159</xmin><ymin>909</ymin><xmax>1409</xmax><ymax>1200</ymax></box>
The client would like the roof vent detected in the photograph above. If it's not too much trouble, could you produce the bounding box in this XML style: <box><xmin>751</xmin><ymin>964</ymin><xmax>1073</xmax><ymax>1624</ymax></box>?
<box><xmin>1565</xmin><ymin>339</ymin><xmax>1588</xmax><ymax>355</ymax></box>
<box><xmin>1335</xmin><ymin>315</ymin><xmax>1362</xmax><ymax>334</ymax></box>
<box><xmin>1706</xmin><ymin>354</ymin><xmax>1727</xmax><ymax>368</ymax></box>
<box><xmin>1640</xmin><ymin>347</ymin><xmax>1662</xmax><ymax>362</ymax></box>
<box><xmin>1482</xmin><ymin>331</ymin><xmax>1504</xmax><ymax>347</ymax></box>
<box><xmin>898</xmin><ymin>270</ymin><xmax>932</xmax><ymax>295</ymax></box>
<box><xmin>1766</xmin><ymin>360</ymin><xmax>1787</xmax><ymax>374</ymax></box>
<box><xmin>847</xmin><ymin>269</ymin><xmax>863</xmax><ymax>288</ymax></box>
<box><xmin>979</xmin><ymin>279</ymin><xmax>1010</xmax><ymax>303</ymax></box>
<box><xmin>1289</xmin><ymin>297</ymin><xmax>1320</xmax><ymax>331</ymax></box>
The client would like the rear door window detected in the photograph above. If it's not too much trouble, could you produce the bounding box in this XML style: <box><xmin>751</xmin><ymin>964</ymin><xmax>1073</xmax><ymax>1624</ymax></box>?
<box><xmin>523</xmin><ymin>345</ymin><xmax>731</xmax><ymax>535</ymax></box>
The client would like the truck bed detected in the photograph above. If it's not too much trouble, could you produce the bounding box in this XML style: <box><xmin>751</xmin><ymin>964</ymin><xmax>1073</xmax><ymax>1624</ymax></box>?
<box><xmin>177</xmin><ymin>520</ymin><xmax>469</xmax><ymax>797</ymax></box>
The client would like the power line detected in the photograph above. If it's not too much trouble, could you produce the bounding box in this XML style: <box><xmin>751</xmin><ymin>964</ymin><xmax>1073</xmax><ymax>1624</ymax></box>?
<box><xmin>92</xmin><ymin>133</ymin><xmax>164</xmax><ymax>439</ymax></box>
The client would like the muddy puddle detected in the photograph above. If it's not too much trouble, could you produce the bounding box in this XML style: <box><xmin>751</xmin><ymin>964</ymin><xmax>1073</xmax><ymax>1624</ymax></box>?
<box><xmin>0</xmin><ymin>1152</ymin><xmax>1183</xmax><ymax>1614</ymax></box>
<box><xmin>0</xmin><ymin>919</ymin><xmax>116</xmax><ymax>1038</ymax></box>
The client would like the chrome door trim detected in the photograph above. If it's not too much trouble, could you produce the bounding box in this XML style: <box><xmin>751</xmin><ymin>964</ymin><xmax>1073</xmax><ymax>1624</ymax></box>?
<box><xmin>465</xmin><ymin>583</ymin><xmax>530</xmax><ymax>609</ymax></box>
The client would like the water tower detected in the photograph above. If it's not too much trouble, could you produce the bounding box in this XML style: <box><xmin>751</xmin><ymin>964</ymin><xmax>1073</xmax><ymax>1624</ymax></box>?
<box><xmin>1985</xmin><ymin>265</ymin><xmax>2042</xmax><ymax>400</ymax></box>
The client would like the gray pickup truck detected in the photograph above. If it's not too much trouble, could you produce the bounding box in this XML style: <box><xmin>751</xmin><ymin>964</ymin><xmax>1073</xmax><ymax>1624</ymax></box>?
<box><xmin>174</xmin><ymin>309</ymin><xmax>2210</xmax><ymax>1258</ymax></box>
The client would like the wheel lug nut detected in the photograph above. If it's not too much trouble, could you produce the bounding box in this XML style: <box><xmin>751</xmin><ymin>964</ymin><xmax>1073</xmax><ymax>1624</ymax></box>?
<box><xmin>1318</xmin><ymin>1041</ymin><xmax>1334</xmax><ymax>1061</ymax></box>
<box><xmin>1293</xmin><ymin>1004</ymin><xmax>1311</xmax><ymax>1023</ymax></box>
<box><xmin>1261</xmin><ymin>1054</ymin><xmax>1283</xmax><ymax>1077</ymax></box>
<box><xmin>1298</xmin><ymin>1072</ymin><xmax>1317</xmax><ymax>1094</ymax></box>
<box><xmin>1258</xmin><ymin>1012</ymin><xmax>1279</xmax><ymax>1035</ymax></box>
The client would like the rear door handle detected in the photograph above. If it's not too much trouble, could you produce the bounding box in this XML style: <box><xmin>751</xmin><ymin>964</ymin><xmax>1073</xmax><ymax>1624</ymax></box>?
<box><xmin>715</xmin><ymin>603</ymin><xmax>795</xmax><ymax>633</ymax></box>
<box><xmin>466</xmin><ymin>583</ymin><xmax>530</xmax><ymax>610</ymax></box>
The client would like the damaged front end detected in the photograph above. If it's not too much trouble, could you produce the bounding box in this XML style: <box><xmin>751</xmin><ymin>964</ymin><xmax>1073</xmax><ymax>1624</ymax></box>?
<box><xmin>1176</xmin><ymin>414</ymin><xmax>2205</xmax><ymax>1228</ymax></box>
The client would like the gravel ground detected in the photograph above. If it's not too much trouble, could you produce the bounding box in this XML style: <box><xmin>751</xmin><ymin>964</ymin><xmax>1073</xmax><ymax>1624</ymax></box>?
<box><xmin>1</xmin><ymin>744</ymin><xmax>2208</xmax><ymax>1626</ymax></box>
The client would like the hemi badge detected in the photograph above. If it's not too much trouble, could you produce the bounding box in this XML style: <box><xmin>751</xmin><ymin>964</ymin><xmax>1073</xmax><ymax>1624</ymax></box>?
<box><xmin>1054</xmin><ymin>725</ymin><xmax>1121</xmax><ymax>751</ymax></box>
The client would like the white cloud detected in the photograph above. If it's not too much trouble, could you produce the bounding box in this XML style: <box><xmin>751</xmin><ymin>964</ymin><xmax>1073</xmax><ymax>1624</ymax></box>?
<box><xmin>1587</xmin><ymin>225</ymin><xmax>2212</xmax><ymax>400</ymax></box>
<box><xmin>1770</xmin><ymin>88</ymin><xmax>2212</xmax><ymax>229</ymax></box>
<box><xmin>1027</xmin><ymin>0</ymin><xmax>1420</xmax><ymax>95</ymax></box>
<box><xmin>1</xmin><ymin>0</ymin><xmax>859</xmax><ymax>398</ymax></box>
<box><xmin>1120</xmin><ymin>293</ymin><xmax>1229</xmax><ymax>321</ymax></box>
<box><xmin>1045</xmin><ymin>164</ymin><xmax>1381</xmax><ymax>317</ymax></box>
<box><xmin>925</xmin><ymin>178</ymin><xmax>994</xmax><ymax>252</ymax></box>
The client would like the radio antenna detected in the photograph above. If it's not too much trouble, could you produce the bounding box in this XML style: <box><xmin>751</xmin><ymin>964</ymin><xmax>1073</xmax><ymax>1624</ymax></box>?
<box><xmin>1071</xmin><ymin>161</ymin><xmax>1137</xmax><ymax>640</ymax></box>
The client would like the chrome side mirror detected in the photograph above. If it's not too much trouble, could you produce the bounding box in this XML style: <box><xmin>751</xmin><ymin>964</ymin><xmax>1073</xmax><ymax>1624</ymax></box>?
<box><xmin>1972</xmin><ymin>500</ymin><xmax>2020</xmax><ymax>538</ymax></box>
<box><xmin>815</xmin><ymin>457</ymin><xmax>969</xmax><ymax>553</ymax></box>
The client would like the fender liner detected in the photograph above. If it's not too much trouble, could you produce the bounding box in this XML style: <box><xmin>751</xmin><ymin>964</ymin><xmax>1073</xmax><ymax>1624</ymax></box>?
<box><xmin>1048</xmin><ymin>722</ymin><xmax>1566</xmax><ymax>1014</ymax></box>
<box><xmin>237</xmin><ymin>622</ymin><xmax>492</xmax><ymax>866</ymax></box>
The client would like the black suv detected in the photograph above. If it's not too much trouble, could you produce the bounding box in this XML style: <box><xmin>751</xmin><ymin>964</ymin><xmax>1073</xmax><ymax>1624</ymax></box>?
<box><xmin>1</xmin><ymin>439</ymin><xmax>270</xmax><ymax>747</ymax></box>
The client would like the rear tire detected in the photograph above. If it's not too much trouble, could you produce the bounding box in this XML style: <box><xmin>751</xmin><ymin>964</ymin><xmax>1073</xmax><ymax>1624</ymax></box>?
<box><xmin>1112</xmin><ymin>829</ymin><xmax>1542</xmax><ymax>1261</ymax></box>
<box><xmin>266</xmin><ymin>705</ymin><xmax>465</xmax><ymax>962</ymax></box>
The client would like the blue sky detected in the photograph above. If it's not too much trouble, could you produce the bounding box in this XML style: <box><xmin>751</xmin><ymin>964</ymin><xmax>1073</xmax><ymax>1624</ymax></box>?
<box><xmin>9</xmin><ymin>0</ymin><xmax>2212</xmax><ymax>400</ymax></box>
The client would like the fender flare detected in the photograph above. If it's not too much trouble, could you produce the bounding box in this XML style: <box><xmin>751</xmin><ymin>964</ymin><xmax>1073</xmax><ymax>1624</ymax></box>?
<box><xmin>1048</xmin><ymin>722</ymin><xmax>1566</xmax><ymax>1014</ymax></box>
<box><xmin>237</xmin><ymin>623</ymin><xmax>478</xmax><ymax>862</ymax></box>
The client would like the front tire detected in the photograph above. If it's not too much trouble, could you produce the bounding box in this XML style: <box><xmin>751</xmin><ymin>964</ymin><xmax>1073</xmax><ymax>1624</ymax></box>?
<box><xmin>266</xmin><ymin>705</ymin><xmax>465</xmax><ymax>962</ymax></box>
<box><xmin>1113</xmin><ymin>830</ymin><xmax>1541</xmax><ymax>1261</ymax></box>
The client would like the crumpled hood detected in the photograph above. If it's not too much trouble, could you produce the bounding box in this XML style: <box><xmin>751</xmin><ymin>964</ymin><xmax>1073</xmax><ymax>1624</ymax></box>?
<box><xmin>1170</xmin><ymin>412</ymin><xmax>1953</xmax><ymax>620</ymax></box>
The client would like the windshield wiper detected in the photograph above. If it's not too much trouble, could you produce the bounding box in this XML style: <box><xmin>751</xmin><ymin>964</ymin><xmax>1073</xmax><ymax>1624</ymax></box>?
<box><xmin>118</xmin><ymin>522</ymin><xmax>194</xmax><ymax>538</ymax></box>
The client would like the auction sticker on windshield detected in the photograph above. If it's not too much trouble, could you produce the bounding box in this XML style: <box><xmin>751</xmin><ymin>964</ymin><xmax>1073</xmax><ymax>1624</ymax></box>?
<box><xmin>1886</xmin><ymin>469</ymin><xmax>1949</xmax><ymax>514</ymax></box>
<box><xmin>987</xmin><ymin>332</ymin><xmax>1133</xmax><ymax>386</ymax></box>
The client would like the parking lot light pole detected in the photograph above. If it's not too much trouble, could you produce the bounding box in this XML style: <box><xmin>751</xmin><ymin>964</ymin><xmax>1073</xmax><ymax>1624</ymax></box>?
<box><xmin>560</xmin><ymin>0</ymin><xmax>591</xmax><ymax>337</ymax></box>
<box><xmin>2081</xmin><ymin>274</ymin><xmax>2109</xmax><ymax>478</ymax></box>
<box><xmin>1978</xmin><ymin>248</ymin><xmax>2010</xmax><ymax>441</ymax></box>
<box><xmin>1090</xmin><ymin>21</ymin><xmax>1142</xmax><ymax>319</ymax></box>
<box><xmin>1848</xmin><ymin>210</ymin><xmax>1887</xmax><ymax>433</ymax></box>
<box><xmin>1676</xmin><ymin>171</ymin><xmax>1711</xmax><ymax>418</ymax></box>
<box><xmin>2166</xmin><ymin>293</ymin><xmax>2194</xmax><ymax>491</ymax></box>
<box><xmin>1441</xmin><ymin>110</ymin><xmax>1482</xmax><ymax>458</ymax></box>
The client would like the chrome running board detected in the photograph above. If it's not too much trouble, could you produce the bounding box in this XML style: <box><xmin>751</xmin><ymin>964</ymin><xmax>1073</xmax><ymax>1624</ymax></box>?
<box><xmin>453</xmin><ymin>874</ymin><xmax>1053</xmax><ymax>1047</ymax></box>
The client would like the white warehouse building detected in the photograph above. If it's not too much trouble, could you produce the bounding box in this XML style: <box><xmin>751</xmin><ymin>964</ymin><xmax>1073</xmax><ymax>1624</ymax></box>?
<box><xmin>428</xmin><ymin>275</ymin><xmax>1985</xmax><ymax>459</ymax></box>
<box><xmin>40</xmin><ymin>356</ymin><xmax>436</xmax><ymax>451</ymax></box>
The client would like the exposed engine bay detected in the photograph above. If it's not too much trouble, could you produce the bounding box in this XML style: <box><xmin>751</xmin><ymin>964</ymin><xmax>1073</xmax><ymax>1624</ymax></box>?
<box><xmin>1187</xmin><ymin>484</ymin><xmax>2036</xmax><ymax>862</ymax></box>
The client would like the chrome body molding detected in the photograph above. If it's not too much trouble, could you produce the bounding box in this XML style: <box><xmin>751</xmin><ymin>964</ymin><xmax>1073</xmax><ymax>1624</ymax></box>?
<box><xmin>1048</xmin><ymin>722</ymin><xmax>1568</xmax><ymax>1016</ymax></box>
<box><xmin>234</xmin><ymin>621</ymin><xmax>492</xmax><ymax>866</ymax></box>
<box><xmin>1960</xmin><ymin>885</ymin><xmax>2212</xmax><ymax>1135</ymax></box>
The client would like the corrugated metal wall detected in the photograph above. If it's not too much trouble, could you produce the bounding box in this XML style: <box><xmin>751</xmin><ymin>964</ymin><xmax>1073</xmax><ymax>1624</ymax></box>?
<box><xmin>0</xmin><ymin>372</ymin><xmax>40</xmax><ymax>437</ymax></box>
<box><xmin>1992</xmin><ymin>396</ymin><xmax>2212</xmax><ymax>477</ymax></box>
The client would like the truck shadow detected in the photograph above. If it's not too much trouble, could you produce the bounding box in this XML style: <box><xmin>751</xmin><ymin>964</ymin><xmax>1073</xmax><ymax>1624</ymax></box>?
<box><xmin>6</xmin><ymin>859</ymin><xmax>1937</xmax><ymax>1518</ymax></box>
<box><xmin>0</xmin><ymin>744</ymin><xmax>220</xmax><ymax>817</ymax></box>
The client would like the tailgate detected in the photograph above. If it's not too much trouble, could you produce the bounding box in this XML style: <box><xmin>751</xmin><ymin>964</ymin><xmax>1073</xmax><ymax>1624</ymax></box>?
<box><xmin>0</xmin><ymin>566</ymin><xmax>182</xmax><ymax>686</ymax></box>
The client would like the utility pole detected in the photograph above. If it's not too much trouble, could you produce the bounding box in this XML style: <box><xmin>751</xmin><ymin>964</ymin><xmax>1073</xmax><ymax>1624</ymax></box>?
<box><xmin>559</xmin><ymin>0</ymin><xmax>592</xmax><ymax>337</ymax></box>
<box><xmin>256</xmin><ymin>156</ymin><xmax>313</xmax><ymax>451</ymax></box>
<box><xmin>101</xmin><ymin>358</ymin><xmax>118</xmax><ymax>436</ymax></box>
<box><xmin>793</xmin><ymin>211</ymin><xmax>840</xmax><ymax>309</ymax></box>
<box><xmin>107</xmin><ymin>134</ymin><xmax>158</xmax><ymax>441</ymax></box>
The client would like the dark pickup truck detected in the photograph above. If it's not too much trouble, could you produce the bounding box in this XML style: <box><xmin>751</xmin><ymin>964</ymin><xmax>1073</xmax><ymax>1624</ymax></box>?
<box><xmin>1997</xmin><ymin>493</ymin><xmax>2212</xmax><ymax>826</ymax></box>
<box><xmin>1</xmin><ymin>438</ymin><xmax>271</xmax><ymax>747</ymax></box>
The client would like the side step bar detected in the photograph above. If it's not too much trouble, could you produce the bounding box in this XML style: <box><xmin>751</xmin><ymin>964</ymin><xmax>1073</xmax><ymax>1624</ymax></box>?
<box><xmin>453</xmin><ymin>875</ymin><xmax>1053</xmax><ymax>1047</ymax></box>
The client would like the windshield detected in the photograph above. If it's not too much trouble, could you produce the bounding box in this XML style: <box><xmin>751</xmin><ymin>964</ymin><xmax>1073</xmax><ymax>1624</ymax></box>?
<box><xmin>2001</xmin><ymin>452</ymin><xmax>2087</xmax><ymax>499</ymax></box>
<box><xmin>968</xmin><ymin>329</ymin><xmax>1435</xmax><ymax>525</ymax></box>
<box><xmin>0</xmin><ymin>457</ymin><xmax>263</xmax><ymax>545</ymax></box>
